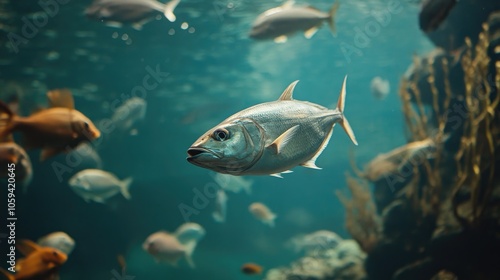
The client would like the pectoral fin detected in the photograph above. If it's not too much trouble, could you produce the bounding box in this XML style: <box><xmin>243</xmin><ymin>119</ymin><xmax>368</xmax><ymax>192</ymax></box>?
<box><xmin>47</xmin><ymin>89</ymin><xmax>74</xmax><ymax>109</ymax></box>
<box><xmin>267</xmin><ymin>125</ymin><xmax>299</xmax><ymax>154</ymax></box>
<box><xmin>274</xmin><ymin>35</ymin><xmax>288</xmax><ymax>43</ymax></box>
<box><xmin>164</xmin><ymin>0</ymin><xmax>180</xmax><ymax>22</ymax></box>
<box><xmin>304</xmin><ymin>26</ymin><xmax>318</xmax><ymax>39</ymax></box>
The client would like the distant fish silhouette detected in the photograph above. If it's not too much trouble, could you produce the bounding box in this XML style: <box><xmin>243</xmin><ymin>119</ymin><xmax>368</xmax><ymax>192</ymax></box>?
<box><xmin>85</xmin><ymin>0</ymin><xmax>180</xmax><ymax>29</ymax></box>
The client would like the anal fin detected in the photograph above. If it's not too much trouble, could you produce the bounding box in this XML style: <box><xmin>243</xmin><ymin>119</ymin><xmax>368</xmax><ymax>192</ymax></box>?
<box><xmin>301</xmin><ymin>125</ymin><xmax>335</xmax><ymax>170</ymax></box>
<box><xmin>301</xmin><ymin>160</ymin><xmax>322</xmax><ymax>169</ymax></box>
<box><xmin>270</xmin><ymin>170</ymin><xmax>293</xmax><ymax>178</ymax></box>
<box><xmin>274</xmin><ymin>35</ymin><xmax>288</xmax><ymax>43</ymax></box>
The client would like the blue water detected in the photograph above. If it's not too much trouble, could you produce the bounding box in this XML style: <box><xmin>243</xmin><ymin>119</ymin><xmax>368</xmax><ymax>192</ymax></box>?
<box><xmin>1</xmin><ymin>0</ymin><xmax>434</xmax><ymax>279</ymax></box>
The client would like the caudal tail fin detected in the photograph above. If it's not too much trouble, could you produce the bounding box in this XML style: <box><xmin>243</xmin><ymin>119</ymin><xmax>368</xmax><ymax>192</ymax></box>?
<box><xmin>336</xmin><ymin>75</ymin><xmax>358</xmax><ymax>146</ymax></box>
<box><xmin>328</xmin><ymin>0</ymin><xmax>339</xmax><ymax>35</ymax></box>
<box><xmin>164</xmin><ymin>0</ymin><xmax>180</xmax><ymax>22</ymax></box>
<box><xmin>120</xmin><ymin>177</ymin><xmax>133</xmax><ymax>200</ymax></box>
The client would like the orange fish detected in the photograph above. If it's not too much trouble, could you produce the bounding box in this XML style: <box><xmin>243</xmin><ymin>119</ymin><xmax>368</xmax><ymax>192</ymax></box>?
<box><xmin>0</xmin><ymin>239</ymin><xmax>68</xmax><ymax>280</ymax></box>
<box><xmin>241</xmin><ymin>263</ymin><xmax>263</xmax><ymax>275</ymax></box>
<box><xmin>0</xmin><ymin>89</ymin><xmax>100</xmax><ymax>161</ymax></box>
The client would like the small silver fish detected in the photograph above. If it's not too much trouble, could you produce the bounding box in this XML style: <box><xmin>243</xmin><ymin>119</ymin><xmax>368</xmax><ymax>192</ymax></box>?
<box><xmin>68</xmin><ymin>142</ymin><xmax>103</xmax><ymax>170</ymax></box>
<box><xmin>370</xmin><ymin>76</ymin><xmax>390</xmax><ymax>100</ymax></box>
<box><xmin>111</xmin><ymin>97</ymin><xmax>147</xmax><ymax>133</ymax></box>
<box><xmin>143</xmin><ymin>224</ymin><xmax>204</xmax><ymax>268</ymax></box>
<box><xmin>212</xmin><ymin>172</ymin><xmax>252</xmax><ymax>194</ymax></box>
<box><xmin>37</xmin><ymin>231</ymin><xmax>76</xmax><ymax>256</ymax></box>
<box><xmin>249</xmin><ymin>0</ymin><xmax>339</xmax><ymax>43</ymax></box>
<box><xmin>174</xmin><ymin>223</ymin><xmax>206</xmax><ymax>245</ymax></box>
<box><xmin>173</xmin><ymin>223</ymin><xmax>205</xmax><ymax>268</ymax></box>
<box><xmin>212</xmin><ymin>189</ymin><xmax>228</xmax><ymax>223</ymax></box>
<box><xmin>142</xmin><ymin>231</ymin><xmax>189</xmax><ymax>266</ymax></box>
<box><xmin>85</xmin><ymin>0</ymin><xmax>180</xmax><ymax>29</ymax></box>
<box><xmin>249</xmin><ymin>202</ymin><xmax>277</xmax><ymax>227</ymax></box>
<box><xmin>187</xmin><ymin>76</ymin><xmax>358</xmax><ymax>178</ymax></box>
<box><xmin>68</xmin><ymin>169</ymin><xmax>132</xmax><ymax>203</ymax></box>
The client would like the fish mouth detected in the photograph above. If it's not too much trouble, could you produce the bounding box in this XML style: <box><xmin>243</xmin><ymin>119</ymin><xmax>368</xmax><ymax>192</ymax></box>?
<box><xmin>186</xmin><ymin>147</ymin><xmax>220</xmax><ymax>161</ymax></box>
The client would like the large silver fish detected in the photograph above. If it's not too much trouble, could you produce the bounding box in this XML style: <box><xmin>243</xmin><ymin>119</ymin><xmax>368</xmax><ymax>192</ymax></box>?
<box><xmin>249</xmin><ymin>0</ymin><xmax>339</xmax><ymax>43</ymax></box>
<box><xmin>186</xmin><ymin>76</ymin><xmax>358</xmax><ymax>177</ymax></box>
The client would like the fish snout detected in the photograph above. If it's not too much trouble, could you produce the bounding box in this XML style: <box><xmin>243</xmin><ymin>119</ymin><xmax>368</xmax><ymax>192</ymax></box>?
<box><xmin>91</xmin><ymin>128</ymin><xmax>101</xmax><ymax>139</ymax></box>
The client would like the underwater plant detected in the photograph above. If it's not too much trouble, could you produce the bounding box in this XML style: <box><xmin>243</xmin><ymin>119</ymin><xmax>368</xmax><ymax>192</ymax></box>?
<box><xmin>336</xmin><ymin>173</ymin><xmax>381</xmax><ymax>254</ymax></box>
<box><xmin>339</xmin><ymin>11</ymin><xmax>500</xmax><ymax>280</ymax></box>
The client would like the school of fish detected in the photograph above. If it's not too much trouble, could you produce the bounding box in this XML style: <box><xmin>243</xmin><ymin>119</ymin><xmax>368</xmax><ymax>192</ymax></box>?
<box><xmin>4</xmin><ymin>0</ymin><xmax>461</xmax><ymax>277</ymax></box>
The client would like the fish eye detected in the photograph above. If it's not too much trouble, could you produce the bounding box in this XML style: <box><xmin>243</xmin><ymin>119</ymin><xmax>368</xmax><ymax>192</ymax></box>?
<box><xmin>84</xmin><ymin>122</ymin><xmax>90</xmax><ymax>129</ymax></box>
<box><xmin>52</xmin><ymin>251</ymin><xmax>58</xmax><ymax>256</ymax></box>
<box><xmin>213</xmin><ymin>128</ymin><xmax>230</xmax><ymax>141</ymax></box>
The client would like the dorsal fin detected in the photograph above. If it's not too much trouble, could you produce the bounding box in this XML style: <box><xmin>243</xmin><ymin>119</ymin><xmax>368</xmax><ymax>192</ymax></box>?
<box><xmin>47</xmin><ymin>89</ymin><xmax>74</xmax><ymax>109</ymax></box>
<box><xmin>281</xmin><ymin>0</ymin><xmax>295</xmax><ymax>8</ymax></box>
<box><xmin>17</xmin><ymin>240</ymin><xmax>41</xmax><ymax>256</ymax></box>
<box><xmin>278</xmin><ymin>80</ymin><xmax>299</xmax><ymax>101</ymax></box>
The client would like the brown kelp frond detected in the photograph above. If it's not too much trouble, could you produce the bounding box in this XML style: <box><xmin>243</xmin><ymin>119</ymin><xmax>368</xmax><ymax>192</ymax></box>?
<box><xmin>399</xmin><ymin>79</ymin><xmax>428</xmax><ymax>140</ymax></box>
<box><xmin>451</xmin><ymin>20</ymin><xmax>500</xmax><ymax>229</ymax></box>
<box><xmin>336</xmin><ymin>173</ymin><xmax>381</xmax><ymax>253</ymax></box>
